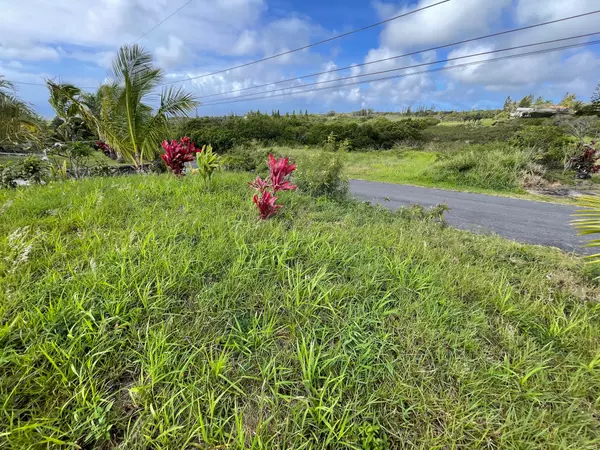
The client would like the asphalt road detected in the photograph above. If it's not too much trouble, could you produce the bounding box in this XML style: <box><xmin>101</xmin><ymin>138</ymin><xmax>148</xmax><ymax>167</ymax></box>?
<box><xmin>350</xmin><ymin>179</ymin><xmax>593</xmax><ymax>254</ymax></box>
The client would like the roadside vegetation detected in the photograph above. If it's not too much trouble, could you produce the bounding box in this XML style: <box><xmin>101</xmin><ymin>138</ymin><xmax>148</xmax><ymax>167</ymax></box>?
<box><xmin>2</xmin><ymin>173</ymin><xmax>600</xmax><ymax>448</ymax></box>
<box><xmin>1</xmin><ymin>44</ymin><xmax>600</xmax><ymax>449</ymax></box>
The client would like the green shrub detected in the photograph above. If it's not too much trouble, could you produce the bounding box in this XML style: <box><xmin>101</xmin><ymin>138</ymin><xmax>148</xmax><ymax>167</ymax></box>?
<box><xmin>421</xmin><ymin>117</ymin><xmax>441</xmax><ymax>127</ymax></box>
<box><xmin>222</xmin><ymin>146</ymin><xmax>269</xmax><ymax>172</ymax></box>
<box><xmin>0</xmin><ymin>156</ymin><xmax>48</xmax><ymax>188</ymax></box>
<box><xmin>0</xmin><ymin>163</ymin><xmax>20</xmax><ymax>188</ymax></box>
<box><xmin>20</xmin><ymin>156</ymin><xmax>48</xmax><ymax>184</ymax></box>
<box><xmin>427</xmin><ymin>144</ymin><xmax>531</xmax><ymax>191</ymax></box>
<box><xmin>423</xmin><ymin>122</ymin><xmax>522</xmax><ymax>144</ymax></box>
<box><xmin>510</xmin><ymin>126</ymin><xmax>570</xmax><ymax>167</ymax></box>
<box><xmin>294</xmin><ymin>151</ymin><xmax>349</xmax><ymax>200</ymax></box>
<box><xmin>178</xmin><ymin>115</ymin><xmax>424</xmax><ymax>151</ymax></box>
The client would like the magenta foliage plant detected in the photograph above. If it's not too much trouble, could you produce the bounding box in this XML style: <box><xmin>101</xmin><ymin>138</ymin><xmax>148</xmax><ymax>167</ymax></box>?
<box><xmin>161</xmin><ymin>137</ymin><xmax>200</xmax><ymax>176</ymax></box>
<box><xmin>249</xmin><ymin>154</ymin><xmax>296</xmax><ymax>219</ymax></box>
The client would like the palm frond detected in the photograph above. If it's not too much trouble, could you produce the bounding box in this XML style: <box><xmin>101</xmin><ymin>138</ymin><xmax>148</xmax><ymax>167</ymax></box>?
<box><xmin>572</xmin><ymin>195</ymin><xmax>600</xmax><ymax>263</ymax></box>
<box><xmin>157</xmin><ymin>86</ymin><xmax>198</xmax><ymax>118</ymax></box>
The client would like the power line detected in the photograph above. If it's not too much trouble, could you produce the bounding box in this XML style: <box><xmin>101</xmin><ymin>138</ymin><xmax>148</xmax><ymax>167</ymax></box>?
<box><xmin>201</xmin><ymin>39</ymin><xmax>600</xmax><ymax>107</ymax></box>
<box><xmin>202</xmin><ymin>32</ymin><xmax>600</xmax><ymax>105</ymax></box>
<box><xmin>133</xmin><ymin>0</ymin><xmax>195</xmax><ymax>43</ymax></box>
<box><xmin>161</xmin><ymin>0</ymin><xmax>451</xmax><ymax>86</ymax></box>
<box><xmin>197</xmin><ymin>9</ymin><xmax>600</xmax><ymax>100</ymax></box>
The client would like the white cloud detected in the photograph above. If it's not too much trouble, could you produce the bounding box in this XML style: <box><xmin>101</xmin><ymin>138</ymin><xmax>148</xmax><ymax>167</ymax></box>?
<box><xmin>0</xmin><ymin>44</ymin><xmax>59</xmax><ymax>61</ymax></box>
<box><xmin>375</xmin><ymin>0</ymin><xmax>511</xmax><ymax>52</ymax></box>
<box><xmin>155</xmin><ymin>36</ymin><xmax>186</xmax><ymax>69</ymax></box>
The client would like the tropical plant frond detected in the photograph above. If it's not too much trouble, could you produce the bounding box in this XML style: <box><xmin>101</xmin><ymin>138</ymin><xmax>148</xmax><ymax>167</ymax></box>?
<box><xmin>158</xmin><ymin>86</ymin><xmax>198</xmax><ymax>118</ymax></box>
<box><xmin>573</xmin><ymin>195</ymin><xmax>600</xmax><ymax>264</ymax></box>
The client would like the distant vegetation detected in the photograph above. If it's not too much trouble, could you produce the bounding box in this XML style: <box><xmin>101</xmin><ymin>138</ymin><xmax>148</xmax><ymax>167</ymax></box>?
<box><xmin>177</xmin><ymin>113</ymin><xmax>427</xmax><ymax>152</ymax></box>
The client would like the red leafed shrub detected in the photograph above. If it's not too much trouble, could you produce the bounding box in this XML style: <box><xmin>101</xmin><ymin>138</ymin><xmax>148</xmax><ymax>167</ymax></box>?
<box><xmin>249</xmin><ymin>154</ymin><xmax>296</xmax><ymax>219</ymax></box>
<box><xmin>94</xmin><ymin>141</ymin><xmax>117</xmax><ymax>160</ymax></box>
<box><xmin>566</xmin><ymin>142</ymin><xmax>600</xmax><ymax>179</ymax></box>
<box><xmin>268</xmin><ymin>154</ymin><xmax>297</xmax><ymax>192</ymax></box>
<box><xmin>253</xmin><ymin>191</ymin><xmax>282</xmax><ymax>220</ymax></box>
<box><xmin>161</xmin><ymin>137</ymin><xmax>200</xmax><ymax>176</ymax></box>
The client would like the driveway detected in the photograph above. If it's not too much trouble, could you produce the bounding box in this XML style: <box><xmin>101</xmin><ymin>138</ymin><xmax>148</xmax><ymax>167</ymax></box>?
<box><xmin>350</xmin><ymin>179</ymin><xmax>593</xmax><ymax>253</ymax></box>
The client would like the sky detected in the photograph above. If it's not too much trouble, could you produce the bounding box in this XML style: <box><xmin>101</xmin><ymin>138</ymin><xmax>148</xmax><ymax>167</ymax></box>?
<box><xmin>1</xmin><ymin>0</ymin><xmax>599</xmax><ymax>117</ymax></box>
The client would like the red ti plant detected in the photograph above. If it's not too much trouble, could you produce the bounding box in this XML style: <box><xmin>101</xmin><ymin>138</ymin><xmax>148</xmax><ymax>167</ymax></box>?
<box><xmin>566</xmin><ymin>142</ymin><xmax>600</xmax><ymax>179</ymax></box>
<box><xmin>253</xmin><ymin>191</ymin><xmax>282</xmax><ymax>220</ymax></box>
<box><xmin>94</xmin><ymin>141</ymin><xmax>117</xmax><ymax>160</ymax></box>
<box><xmin>249</xmin><ymin>154</ymin><xmax>296</xmax><ymax>219</ymax></box>
<box><xmin>161</xmin><ymin>136</ymin><xmax>200</xmax><ymax>176</ymax></box>
<box><xmin>268</xmin><ymin>154</ymin><xmax>297</xmax><ymax>192</ymax></box>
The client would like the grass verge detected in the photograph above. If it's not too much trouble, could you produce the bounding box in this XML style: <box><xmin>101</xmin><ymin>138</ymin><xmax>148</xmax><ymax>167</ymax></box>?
<box><xmin>1</xmin><ymin>173</ymin><xmax>599</xmax><ymax>448</ymax></box>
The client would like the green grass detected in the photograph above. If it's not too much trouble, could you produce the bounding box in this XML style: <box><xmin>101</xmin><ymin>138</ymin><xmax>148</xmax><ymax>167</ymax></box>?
<box><xmin>1</xmin><ymin>173</ymin><xmax>600</xmax><ymax>448</ymax></box>
<box><xmin>0</xmin><ymin>152</ymin><xmax>122</xmax><ymax>167</ymax></box>
<box><xmin>275</xmin><ymin>146</ymin><xmax>585</xmax><ymax>203</ymax></box>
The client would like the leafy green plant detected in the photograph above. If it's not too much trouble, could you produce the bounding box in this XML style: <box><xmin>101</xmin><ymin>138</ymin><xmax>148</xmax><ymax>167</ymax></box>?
<box><xmin>49</xmin><ymin>160</ymin><xmax>68</xmax><ymax>181</ymax></box>
<box><xmin>195</xmin><ymin>144</ymin><xmax>221</xmax><ymax>188</ymax></box>
<box><xmin>48</xmin><ymin>142</ymin><xmax>94</xmax><ymax>179</ymax></box>
<box><xmin>427</xmin><ymin>144</ymin><xmax>531</xmax><ymax>191</ymax></box>
<box><xmin>572</xmin><ymin>195</ymin><xmax>600</xmax><ymax>264</ymax></box>
<box><xmin>0</xmin><ymin>162</ymin><xmax>20</xmax><ymax>188</ymax></box>
<box><xmin>46</xmin><ymin>45</ymin><xmax>197</xmax><ymax>168</ymax></box>
<box><xmin>0</xmin><ymin>76</ymin><xmax>40</xmax><ymax>147</ymax></box>
<box><xmin>20</xmin><ymin>155</ymin><xmax>48</xmax><ymax>184</ymax></box>
<box><xmin>510</xmin><ymin>125</ymin><xmax>570</xmax><ymax>167</ymax></box>
<box><xmin>294</xmin><ymin>150</ymin><xmax>348</xmax><ymax>200</ymax></box>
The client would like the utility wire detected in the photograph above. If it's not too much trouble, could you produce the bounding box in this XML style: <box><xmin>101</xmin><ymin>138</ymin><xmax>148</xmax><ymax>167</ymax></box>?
<box><xmin>202</xmin><ymin>32</ymin><xmax>600</xmax><ymax>105</ymax></box>
<box><xmin>201</xmin><ymin>39</ymin><xmax>600</xmax><ymax>107</ymax></box>
<box><xmin>133</xmin><ymin>0</ymin><xmax>195</xmax><ymax>43</ymax></box>
<box><xmin>197</xmin><ymin>9</ymin><xmax>600</xmax><ymax>100</ymax></box>
<box><xmin>161</xmin><ymin>0</ymin><xmax>451</xmax><ymax>85</ymax></box>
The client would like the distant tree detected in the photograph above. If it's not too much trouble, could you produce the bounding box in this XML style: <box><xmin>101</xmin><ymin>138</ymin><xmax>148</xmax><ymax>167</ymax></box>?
<box><xmin>305</xmin><ymin>109</ymin><xmax>308</xmax><ymax>117</ymax></box>
<box><xmin>503</xmin><ymin>95</ymin><xmax>515</xmax><ymax>112</ymax></box>
<box><xmin>286</xmin><ymin>112</ymin><xmax>290</xmax><ymax>117</ymax></box>
<box><xmin>592</xmin><ymin>83</ymin><xmax>600</xmax><ymax>108</ymax></box>
<box><xmin>518</xmin><ymin>94</ymin><xmax>534</xmax><ymax>108</ymax></box>
<box><xmin>559</xmin><ymin>92</ymin><xmax>578</xmax><ymax>108</ymax></box>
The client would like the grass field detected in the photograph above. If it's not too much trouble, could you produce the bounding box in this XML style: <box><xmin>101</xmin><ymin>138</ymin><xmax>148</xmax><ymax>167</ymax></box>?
<box><xmin>0</xmin><ymin>151</ymin><xmax>122</xmax><ymax>167</ymax></box>
<box><xmin>1</xmin><ymin>173</ymin><xmax>600</xmax><ymax>448</ymax></box>
<box><xmin>276</xmin><ymin>147</ymin><xmax>572</xmax><ymax>201</ymax></box>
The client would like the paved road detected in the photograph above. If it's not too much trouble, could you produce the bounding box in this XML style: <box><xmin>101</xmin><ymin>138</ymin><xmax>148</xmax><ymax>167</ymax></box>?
<box><xmin>350</xmin><ymin>179</ymin><xmax>593</xmax><ymax>254</ymax></box>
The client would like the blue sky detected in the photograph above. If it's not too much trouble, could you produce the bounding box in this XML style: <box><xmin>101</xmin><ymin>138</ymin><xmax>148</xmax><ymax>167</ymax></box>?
<box><xmin>1</xmin><ymin>0</ymin><xmax>599</xmax><ymax>117</ymax></box>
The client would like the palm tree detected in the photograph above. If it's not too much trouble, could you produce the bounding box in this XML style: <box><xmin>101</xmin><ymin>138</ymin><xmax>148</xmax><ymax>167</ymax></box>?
<box><xmin>47</xmin><ymin>44</ymin><xmax>197</xmax><ymax>167</ymax></box>
<box><xmin>573</xmin><ymin>196</ymin><xmax>600</xmax><ymax>264</ymax></box>
<box><xmin>0</xmin><ymin>76</ymin><xmax>39</xmax><ymax>147</ymax></box>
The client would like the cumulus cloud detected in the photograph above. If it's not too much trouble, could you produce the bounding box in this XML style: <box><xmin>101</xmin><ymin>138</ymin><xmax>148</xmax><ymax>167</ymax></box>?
<box><xmin>374</xmin><ymin>0</ymin><xmax>511</xmax><ymax>52</ymax></box>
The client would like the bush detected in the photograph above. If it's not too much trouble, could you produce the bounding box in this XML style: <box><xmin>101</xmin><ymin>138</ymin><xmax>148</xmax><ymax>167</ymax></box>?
<box><xmin>510</xmin><ymin>126</ymin><xmax>570</xmax><ymax>167</ymax></box>
<box><xmin>0</xmin><ymin>163</ymin><xmax>21</xmax><ymax>188</ymax></box>
<box><xmin>222</xmin><ymin>146</ymin><xmax>269</xmax><ymax>172</ymax></box>
<box><xmin>0</xmin><ymin>156</ymin><xmax>48</xmax><ymax>188</ymax></box>
<box><xmin>178</xmin><ymin>115</ymin><xmax>424</xmax><ymax>152</ymax></box>
<box><xmin>294</xmin><ymin>151</ymin><xmax>348</xmax><ymax>200</ymax></box>
<box><xmin>426</xmin><ymin>144</ymin><xmax>530</xmax><ymax>191</ymax></box>
<box><xmin>20</xmin><ymin>156</ymin><xmax>48</xmax><ymax>184</ymax></box>
<box><xmin>423</xmin><ymin>122</ymin><xmax>522</xmax><ymax>144</ymax></box>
